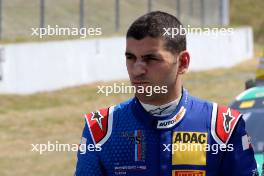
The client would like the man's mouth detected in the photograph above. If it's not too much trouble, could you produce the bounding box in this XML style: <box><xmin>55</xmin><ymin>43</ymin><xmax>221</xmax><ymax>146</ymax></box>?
<box><xmin>131</xmin><ymin>81</ymin><xmax>150</xmax><ymax>86</ymax></box>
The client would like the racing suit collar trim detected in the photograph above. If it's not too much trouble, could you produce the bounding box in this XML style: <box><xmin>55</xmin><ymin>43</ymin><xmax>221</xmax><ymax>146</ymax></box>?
<box><xmin>132</xmin><ymin>89</ymin><xmax>189</xmax><ymax>130</ymax></box>
<box><xmin>139</xmin><ymin>94</ymin><xmax>182</xmax><ymax>117</ymax></box>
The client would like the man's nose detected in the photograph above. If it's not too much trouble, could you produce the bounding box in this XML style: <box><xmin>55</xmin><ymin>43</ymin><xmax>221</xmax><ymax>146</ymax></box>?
<box><xmin>132</xmin><ymin>60</ymin><xmax>147</xmax><ymax>76</ymax></box>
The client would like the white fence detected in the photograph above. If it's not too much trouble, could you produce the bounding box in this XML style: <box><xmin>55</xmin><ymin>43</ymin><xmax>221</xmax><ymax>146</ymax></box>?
<box><xmin>0</xmin><ymin>27</ymin><xmax>253</xmax><ymax>94</ymax></box>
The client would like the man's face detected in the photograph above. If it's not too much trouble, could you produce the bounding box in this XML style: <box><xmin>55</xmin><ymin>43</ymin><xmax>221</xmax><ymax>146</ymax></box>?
<box><xmin>125</xmin><ymin>37</ymin><xmax>181</xmax><ymax>102</ymax></box>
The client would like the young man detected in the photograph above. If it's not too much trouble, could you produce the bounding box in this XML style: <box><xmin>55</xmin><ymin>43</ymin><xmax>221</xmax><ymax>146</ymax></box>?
<box><xmin>75</xmin><ymin>11</ymin><xmax>258</xmax><ymax>176</ymax></box>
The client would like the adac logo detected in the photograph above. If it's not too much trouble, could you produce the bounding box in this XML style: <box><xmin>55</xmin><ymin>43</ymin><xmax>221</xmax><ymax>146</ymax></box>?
<box><xmin>173</xmin><ymin>132</ymin><xmax>207</xmax><ymax>144</ymax></box>
<box><xmin>173</xmin><ymin>170</ymin><xmax>205</xmax><ymax>176</ymax></box>
<box><xmin>172</xmin><ymin>132</ymin><xmax>207</xmax><ymax>166</ymax></box>
<box><xmin>222</xmin><ymin>108</ymin><xmax>235</xmax><ymax>133</ymax></box>
<box><xmin>157</xmin><ymin>106</ymin><xmax>186</xmax><ymax>129</ymax></box>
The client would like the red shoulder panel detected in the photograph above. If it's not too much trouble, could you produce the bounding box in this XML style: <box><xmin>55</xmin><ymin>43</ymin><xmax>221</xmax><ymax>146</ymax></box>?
<box><xmin>85</xmin><ymin>108</ymin><xmax>109</xmax><ymax>144</ymax></box>
<box><xmin>214</xmin><ymin>105</ymin><xmax>241</xmax><ymax>144</ymax></box>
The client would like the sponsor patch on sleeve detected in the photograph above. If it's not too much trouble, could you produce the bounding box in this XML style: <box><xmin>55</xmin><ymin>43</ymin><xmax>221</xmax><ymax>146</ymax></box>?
<box><xmin>79</xmin><ymin>137</ymin><xmax>87</xmax><ymax>153</ymax></box>
<box><xmin>80</xmin><ymin>137</ymin><xmax>87</xmax><ymax>145</ymax></box>
<box><xmin>242</xmin><ymin>134</ymin><xmax>252</xmax><ymax>150</ymax></box>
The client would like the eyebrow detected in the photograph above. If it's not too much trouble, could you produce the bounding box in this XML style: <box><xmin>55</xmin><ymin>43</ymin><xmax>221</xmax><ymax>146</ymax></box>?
<box><xmin>125</xmin><ymin>52</ymin><xmax>161</xmax><ymax>59</ymax></box>
<box><xmin>141</xmin><ymin>53</ymin><xmax>161</xmax><ymax>59</ymax></box>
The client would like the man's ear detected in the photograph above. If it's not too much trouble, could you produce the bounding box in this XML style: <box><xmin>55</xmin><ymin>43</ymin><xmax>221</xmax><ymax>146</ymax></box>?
<box><xmin>177</xmin><ymin>50</ymin><xmax>190</xmax><ymax>74</ymax></box>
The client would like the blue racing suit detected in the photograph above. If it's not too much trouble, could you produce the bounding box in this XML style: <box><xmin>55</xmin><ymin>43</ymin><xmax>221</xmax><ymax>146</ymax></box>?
<box><xmin>75</xmin><ymin>89</ymin><xmax>258</xmax><ymax>176</ymax></box>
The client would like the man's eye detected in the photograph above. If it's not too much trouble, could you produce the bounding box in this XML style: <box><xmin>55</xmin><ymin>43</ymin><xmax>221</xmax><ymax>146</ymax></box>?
<box><xmin>126</xmin><ymin>56</ymin><xmax>136</xmax><ymax>60</ymax></box>
<box><xmin>146</xmin><ymin>57</ymin><xmax>158</xmax><ymax>61</ymax></box>
<box><xmin>149</xmin><ymin>57</ymin><xmax>157</xmax><ymax>60</ymax></box>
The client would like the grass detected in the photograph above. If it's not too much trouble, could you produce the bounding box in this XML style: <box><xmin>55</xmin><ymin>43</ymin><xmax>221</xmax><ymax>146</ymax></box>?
<box><xmin>0</xmin><ymin>53</ymin><xmax>259</xmax><ymax>175</ymax></box>
<box><xmin>230</xmin><ymin>0</ymin><xmax>264</xmax><ymax>45</ymax></box>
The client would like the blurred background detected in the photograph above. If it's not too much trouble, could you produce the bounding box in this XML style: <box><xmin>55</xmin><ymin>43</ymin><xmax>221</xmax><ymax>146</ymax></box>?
<box><xmin>0</xmin><ymin>0</ymin><xmax>263</xmax><ymax>175</ymax></box>
<box><xmin>0</xmin><ymin>0</ymin><xmax>230</xmax><ymax>41</ymax></box>
<box><xmin>0</xmin><ymin>0</ymin><xmax>262</xmax><ymax>43</ymax></box>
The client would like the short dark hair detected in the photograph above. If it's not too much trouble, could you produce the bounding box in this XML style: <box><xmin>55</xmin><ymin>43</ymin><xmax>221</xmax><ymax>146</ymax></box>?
<box><xmin>126</xmin><ymin>11</ymin><xmax>186</xmax><ymax>54</ymax></box>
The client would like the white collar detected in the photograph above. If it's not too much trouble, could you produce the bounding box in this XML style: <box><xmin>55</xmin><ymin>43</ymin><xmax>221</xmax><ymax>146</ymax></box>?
<box><xmin>139</xmin><ymin>94</ymin><xmax>182</xmax><ymax>117</ymax></box>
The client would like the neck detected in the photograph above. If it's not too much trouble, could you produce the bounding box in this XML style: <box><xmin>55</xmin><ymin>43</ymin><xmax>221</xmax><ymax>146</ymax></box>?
<box><xmin>140</xmin><ymin>95</ymin><xmax>181</xmax><ymax>117</ymax></box>
<box><xmin>138</xmin><ymin>80</ymin><xmax>182</xmax><ymax>106</ymax></box>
